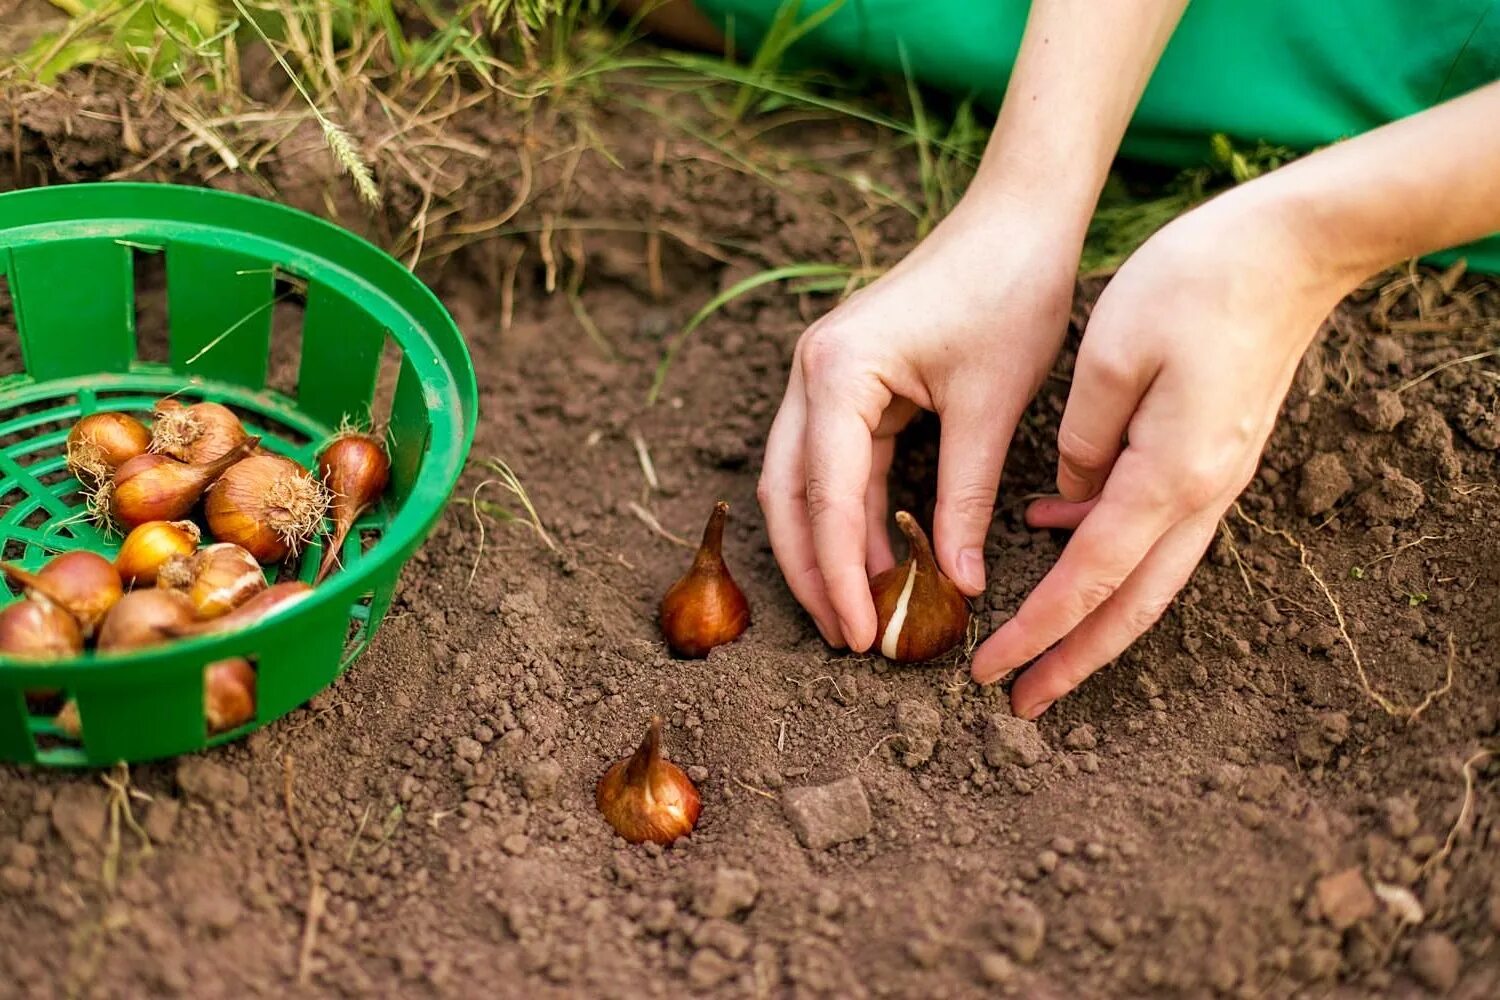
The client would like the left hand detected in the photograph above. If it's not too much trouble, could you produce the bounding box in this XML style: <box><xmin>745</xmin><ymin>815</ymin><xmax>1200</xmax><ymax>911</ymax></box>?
<box><xmin>971</xmin><ymin>186</ymin><xmax>1355</xmax><ymax>718</ymax></box>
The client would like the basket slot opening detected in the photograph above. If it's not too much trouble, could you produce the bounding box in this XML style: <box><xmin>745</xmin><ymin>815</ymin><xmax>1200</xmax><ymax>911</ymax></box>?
<box><xmin>267</xmin><ymin>275</ymin><xmax>307</xmax><ymax>399</ymax></box>
<box><xmin>0</xmin><ymin>540</ymin><xmax>28</xmax><ymax>568</ymax></box>
<box><xmin>371</xmin><ymin>334</ymin><xmax>404</xmax><ymax>436</ymax></box>
<box><xmin>0</xmin><ymin>273</ymin><xmax>19</xmax><ymax>381</ymax></box>
<box><xmin>0</xmin><ymin>485</ymin><xmax>24</xmax><ymax>522</ymax></box>
<box><xmin>133</xmin><ymin>247</ymin><xmax>171</xmax><ymax>366</ymax></box>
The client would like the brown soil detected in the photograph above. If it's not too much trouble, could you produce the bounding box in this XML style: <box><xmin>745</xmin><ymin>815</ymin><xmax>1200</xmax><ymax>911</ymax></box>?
<box><xmin>2</xmin><ymin>52</ymin><xmax>1499</xmax><ymax>1000</ymax></box>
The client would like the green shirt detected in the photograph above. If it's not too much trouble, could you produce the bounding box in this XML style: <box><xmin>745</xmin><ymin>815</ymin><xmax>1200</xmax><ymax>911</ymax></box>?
<box><xmin>696</xmin><ymin>0</ymin><xmax>1500</xmax><ymax>270</ymax></box>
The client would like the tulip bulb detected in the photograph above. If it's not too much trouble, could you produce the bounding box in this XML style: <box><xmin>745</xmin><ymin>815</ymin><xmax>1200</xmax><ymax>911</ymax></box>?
<box><xmin>314</xmin><ymin>432</ymin><xmax>391</xmax><ymax>584</ymax></box>
<box><xmin>96</xmin><ymin>589</ymin><xmax>197</xmax><ymax>653</ymax></box>
<box><xmin>870</xmin><ymin>511</ymin><xmax>971</xmax><ymax>663</ymax></box>
<box><xmin>1</xmin><ymin>552</ymin><xmax>123</xmax><ymax>637</ymax></box>
<box><xmin>204</xmin><ymin>658</ymin><xmax>257</xmax><ymax>733</ymax></box>
<box><xmin>67</xmin><ymin>412</ymin><xmax>151</xmax><ymax>485</ymax></box>
<box><xmin>114</xmin><ymin>520</ymin><xmax>202</xmax><ymax>586</ymax></box>
<box><xmin>596</xmin><ymin>717</ymin><xmax>701</xmax><ymax>845</ymax></box>
<box><xmin>206</xmin><ymin>455</ymin><xmax>330</xmax><ymax>563</ymax></box>
<box><xmin>150</xmin><ymin>399</ymin><xmax>251</xmax><ymax>464</ymax></box>
<box><xmin>659</xmin><ymin>501</ymin><xmax>750</xmax><ymax>657</ymax></box>
<box><xmin>110</xmin><ymin>437</ymin><xmax>260</xmax><ymax>530</ymax></box>
<box><xmin>167</xmin><ymin>581</ymin><xmax>314</xmax><ymax>638</ymax></box>
<box><xmin>0</xmin><ymin>598</ymin><xmax>83</xmax><ymax>660</ymax></box>
<box><xmin>158</xmin><ymin>543</ymin><xmax>266</xmax><ymax>620</ymax></box>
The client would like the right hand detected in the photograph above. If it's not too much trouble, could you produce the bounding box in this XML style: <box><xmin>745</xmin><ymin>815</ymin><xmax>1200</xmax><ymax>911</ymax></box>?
<box><xmin>757</xmin><ymin>196</ymin><xmax>1081</xmax><ymax>650</ymax></box>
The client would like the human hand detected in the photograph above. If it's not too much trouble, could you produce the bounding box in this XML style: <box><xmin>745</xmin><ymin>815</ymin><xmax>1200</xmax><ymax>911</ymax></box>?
<box><xmin>971</xmin><ymin>187</ymin><xmax>1355</xmax><ymax>717</ymax></box>
<box><xmin>758</xmin><ymin>197</ymin><xmax>1080</xmax><ymax>650</ymax></box>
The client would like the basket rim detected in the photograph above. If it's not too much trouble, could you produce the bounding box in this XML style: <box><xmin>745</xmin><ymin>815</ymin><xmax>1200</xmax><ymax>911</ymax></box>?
<box><xmin>0</xmin><ymin>182</ymin><xmax>479</xmax><ymax>674</ymax></box>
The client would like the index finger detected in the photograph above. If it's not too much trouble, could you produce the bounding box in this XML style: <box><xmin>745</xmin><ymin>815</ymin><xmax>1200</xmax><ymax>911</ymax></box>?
<box><xmin>803</xmin><ymin>383</ymin><xmax>885</xmax><ymax>652</ymax></box>
<box><xmin>971</xmin><ymin>455</ymin><xmax>1174</xmax><ymax>683</ymax></box>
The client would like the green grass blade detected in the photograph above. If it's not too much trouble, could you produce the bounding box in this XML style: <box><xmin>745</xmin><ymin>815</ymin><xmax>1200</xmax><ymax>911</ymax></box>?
<box><xmin>647</xmin><ymin>263</ymin><xmax>852</xmax><ymax>405</ymax></box>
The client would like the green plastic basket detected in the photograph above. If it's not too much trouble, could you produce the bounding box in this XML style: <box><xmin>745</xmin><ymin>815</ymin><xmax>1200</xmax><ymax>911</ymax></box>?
<box><xmin>0</xmin><ymin>183</ymin><xmax>477</xmax><ymax>767</ymax></box>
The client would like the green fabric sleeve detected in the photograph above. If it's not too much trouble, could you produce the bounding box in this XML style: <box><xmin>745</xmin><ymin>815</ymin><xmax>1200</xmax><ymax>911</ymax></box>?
<box><xmin>694</xmin><ymin>0</ymin><xmax>1500</xmax><ymax>271</ymax></box>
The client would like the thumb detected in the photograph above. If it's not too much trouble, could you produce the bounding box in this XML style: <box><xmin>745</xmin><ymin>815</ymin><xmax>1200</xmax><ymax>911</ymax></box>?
<box><xmin>932</xmin><ymin>394</ymin><xmax>1015</xmax><ymax>595</ymax></box>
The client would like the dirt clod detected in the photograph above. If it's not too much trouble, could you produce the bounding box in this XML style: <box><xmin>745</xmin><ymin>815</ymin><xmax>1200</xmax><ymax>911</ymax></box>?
<box><xmin>984</xmin><ymin>714</ymin><xmax>1048</xmax><ymax>768</ymax></box>
<box><xmin>1408</xmin><ymin>931</ymin><xmax>1461</xmax><ymax>994</ymax></box>
<box><xmin>695</xmin><ymin>866</ymin><xmax>760</xmax><ymax>919</ymax></box>
<box><xmin>1356</xmin><ymin>464</ymin><xmax>1426</xmax><ymax>521</ymax></box>
<box><xmin>50</xmin><ymin>784</ymin><xmax>107</xmax><ymax>854</ymax></box>
<box><xmin>1062</xmin><ymin>724</ymin><xmax>1097</xmax><ymax>751</ymax></box>
<box><xmin>1297</xmin><ymin>452</ymin><xmax>1354</xmax><ymax>515</ymax></box>
<box><xmin>175</xmin><ymin>759</ymin><xmax>249</xmax><ymax>805</ymax></box>
<box><xmin>782</xmin><ymin>777</ymin><xmax>872</xmax><ymax>850</ymax></box>
<box><xmin>993</xmin><ymin>894</ymin><xmax>1047</xmax><ymax>964</ymax></box>
<box><xmin>142</xmin><ymin>797</ymin><xmax>181</xmax><ymax>844</ymax></box>
<box><xmin>893</xmin><ymin>700</ymin><xmax>942</xmax><ymax>768</ymax></box>
<box><xmin>1353</xmin><ymin>389</ymin><xmax>1406</xmax><ymax>432</ymax></box>
<box><xmin>517</xmin><ymin>758</ymin><xmax>562</xmax><ymax>802</ymax></box>
<box><xmin>1314</xmin><ymin>867</ymin><xmax>1377</xmax><ymax>930</ymax></box>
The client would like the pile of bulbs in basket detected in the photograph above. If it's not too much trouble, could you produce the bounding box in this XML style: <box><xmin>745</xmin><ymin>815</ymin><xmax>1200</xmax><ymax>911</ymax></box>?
<box><xmin>0</xmin><ymin>400</ymin><xmax>390</xmax><ymax>738</ymax></box>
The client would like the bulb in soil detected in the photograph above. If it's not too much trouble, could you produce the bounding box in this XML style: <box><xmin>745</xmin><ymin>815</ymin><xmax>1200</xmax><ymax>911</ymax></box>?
<box><xmin>206</xmin><ymin>455</ymin><xmax>330</xmax><ymax>563</ymax></box>
<box><xmin>869</xmin><ymin>511</ymin><xmax>970</xmax><ymax>663</ymax></box>
<box><xmin>658</xmin><ymin>501</ymin><xmax>750</xmax><ymax>657</ymax></box>
<box><xmin>596</xmin><ymin>717</ymin><xmax>701</xmax><ymax>845</ymax></box>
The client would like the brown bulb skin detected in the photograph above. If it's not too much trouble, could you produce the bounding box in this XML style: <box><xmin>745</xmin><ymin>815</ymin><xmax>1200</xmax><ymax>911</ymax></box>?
<box><xmin>110</xmin><ymin>437</ymin><xmax>260</xmax><ymax>530</ymax></box>
<box><xmin>151</xmin><ymin>400</ymin><xmax>250</xmax><ymax>464</ymax></box>
<box><xmin>0</xmin><ymin>599</ymin><xmax>84</xmax><ymax>660</ymax></box>
<box><xmin>167</xmin><ymin>581</ymin><xmax>314</xmax><ymax>638</ymax></box>
<box><xmin>205</xmin><ymin>658</ymin><xmax>257</xmax><ymax>733</ymax></box>
<box><xmin>96</xmin><ymin>589</ymin><xmax>197</xmax><ymax>653</ymax></box>
<box><xmin>67</xmin><ymin>412</ymin><xmax>151</xmax><ymax>484</ymax></box>
<box><xmin>206</xmin><ymin>455</ymin><xmax>329</xmax><ymax>563</ymax></box>
<box><xmin>115</xmin><ymin>520</ymin><xmax>202</xmax><ymax>586</ymax></box>
<box><xmin>1</xmin><ymin>552</ymin><xmax>123</xmax><ymax>638</ymax></box>
<box><xmin>870</xmin><ymin>512</ymin><xmax>970</xmax><ymax>663</ymax></box>
<box><xmin>596</xmin><ymin>717</ymin><xmax>702</xmax><ymax>845</ymax></box>
<box><xmin>659</xmin><ymin>501</ymin><xmax>750</xmax><ymax>658</ymax></box>
<box><xmin>314</xmin><ymin>433</ymin><xmax>391</xmax><ymax>584</ymax></box>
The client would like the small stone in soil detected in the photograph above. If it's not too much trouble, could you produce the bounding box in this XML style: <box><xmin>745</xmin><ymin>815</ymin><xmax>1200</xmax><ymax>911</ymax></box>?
<box><xmin>782</xmin><ymin>777</ymin><xmax>872</xmax><ymax>851</ymax></box>
<box><xmin>984</xmin><ymin>714</ymin><xmax>1048</xmax><ymax>769</ymax></box>
<box><xmin>695</xmin><ymin>866</ymin><xmax>760</xmax><ymax>919</ymax></box>
<box><xmin>1314</xmin><ymin>867</ymin><xmax>1377</xmax><ymax>930</ymax></box>
<box><xmin>1408</xmin><ymin>932</ymin><xmax>1460</xmax><ymax>994</ymax></box>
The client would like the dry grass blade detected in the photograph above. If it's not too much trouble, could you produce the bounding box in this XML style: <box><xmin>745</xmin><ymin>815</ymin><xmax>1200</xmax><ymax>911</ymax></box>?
<box><xmin>1232</xmin><ymin>504</ymin><xmax>1457</xmax><ymax>721</ymax></box>
<box><xmin>466</xmin><ymin>458</ymin><xmax>558</xmax><ymax>583</ymax></box>
<box><xmin>1422</xmin><ymin>748</ymin><xmax>1495</xmax><ymax>878</ymax></box>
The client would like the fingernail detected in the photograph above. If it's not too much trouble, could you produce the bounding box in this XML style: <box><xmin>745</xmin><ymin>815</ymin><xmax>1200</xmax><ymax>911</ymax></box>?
<box><xmin>958</xmin><ymin>547</ymin><xmax>985</xmax><ymax>592</ymax></box>
<box><xmin>1023</xmin><ymin>699</ymin><xmax>1054</xmax><ymax>720</ymax></box>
